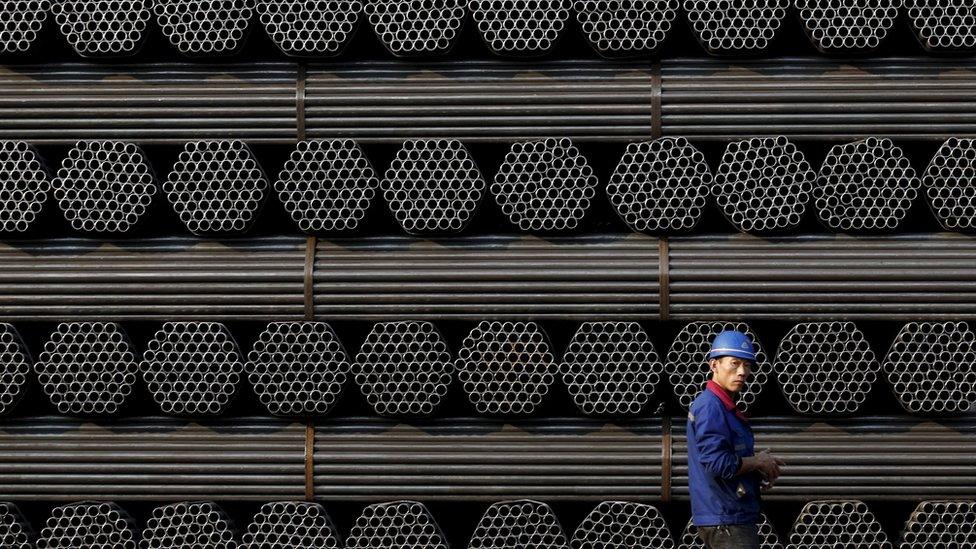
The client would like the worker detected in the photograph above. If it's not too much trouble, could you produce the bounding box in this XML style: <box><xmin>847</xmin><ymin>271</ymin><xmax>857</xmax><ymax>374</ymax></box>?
<box><xmin>687</xmin><ymin>329</ymin><xmax>785</xmax><ymax>549</ymax></box>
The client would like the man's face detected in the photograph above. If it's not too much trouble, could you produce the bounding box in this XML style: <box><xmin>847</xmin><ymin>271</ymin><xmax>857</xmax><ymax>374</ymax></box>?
<box><xmin>709</xmin><ymin>356</ymin><xmax>753</xmax><ymax>394</ymax></box>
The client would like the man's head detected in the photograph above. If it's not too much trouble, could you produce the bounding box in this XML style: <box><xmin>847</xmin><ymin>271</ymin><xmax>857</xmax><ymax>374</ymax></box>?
<box><xmin>707</xmin><ymin>330</ymin><xmax>756</xmax><ymax>394</ymax></box>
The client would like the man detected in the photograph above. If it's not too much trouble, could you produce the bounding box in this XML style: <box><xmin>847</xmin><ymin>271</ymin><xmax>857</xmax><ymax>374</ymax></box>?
<box><xmin>687</xmin><ymin>329</ymin><xmax>786</xmax><ymax>549</ymax></box>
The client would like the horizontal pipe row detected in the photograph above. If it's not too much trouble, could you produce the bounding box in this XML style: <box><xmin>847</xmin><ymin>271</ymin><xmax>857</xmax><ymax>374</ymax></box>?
<box><xmin>10</xmin><ymin>59</ymin><xmax>976</xmax><ymax>143</ymax></box>
<box><xmin>0</xmin><ymin>416</ymin><xmax>973</xmax><ymax>501</ymax></box>
<box><xmin>2</xmin><ymin>318</ymin><xmax>973</xmax><ymax>418</ymax></box>
<box><xmin>3</xmin><ymin>498</ymin><xmax>974</xmax><ymax>548</ymax></box>
<box><xmin>6</xmin><ymin>135</ymin><xmax>976</xmax><ymax>235</ymax></box>
<box><xmin>0</xmin><ymin>233</ymin><xmax>975</xmax><ymax>321</ymax></box>
<box><xmin>4</xmin><ymin>0</ymin><xmax>972</xmax><ymax>57</ymax></box>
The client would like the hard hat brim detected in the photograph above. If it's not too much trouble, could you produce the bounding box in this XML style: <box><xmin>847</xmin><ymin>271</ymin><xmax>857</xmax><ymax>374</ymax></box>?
<box><xmin>708</xmin><ymin>349</ymin><xmax>756</xmax><ymax>362</ymax></box>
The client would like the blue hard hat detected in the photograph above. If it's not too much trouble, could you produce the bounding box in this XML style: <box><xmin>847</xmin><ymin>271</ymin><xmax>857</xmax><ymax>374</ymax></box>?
<box><xmin>708</xmin><ymin>330</ymin><xmax>757</xmax><ymax>362</ymax></box>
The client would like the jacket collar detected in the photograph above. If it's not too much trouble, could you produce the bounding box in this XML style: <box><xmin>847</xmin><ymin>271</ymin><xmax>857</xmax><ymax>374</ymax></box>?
<box><xmin>706</xmin><ymin>379</ymin><xmax>749</xmax><ymax>422</ymax></box>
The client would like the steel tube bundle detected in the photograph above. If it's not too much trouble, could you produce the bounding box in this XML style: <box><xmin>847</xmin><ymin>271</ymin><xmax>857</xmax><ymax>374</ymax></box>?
<box><xmin>34</xmin><ymin>321</ymin><xmax>139</xmax><ymax>416</ymax></box>
<box><xmin>3</xmin><ymin>416</ymin><xmax>973</xmax><ymax>502</ymax></box>
<box><xmin>304</xmin><ymin>61</ymin><xmax>654</xmax><ymax>143</ymax></box>
<box><xmin>312</xmin><ymin>417</ymin><xmax>663</xmax><ymax>501</ymax></box>
<box><xmin>0</xmin><ymin>64</ymin><xmax>297</xmax><ymax>144</ymax></box>
<box><xmin>312</xmin><ymin>234</ymin><xmax>659</xmax><ymax>320</ymax></box>
<box><xmin>469</xmin><ymin>500</ymin><xmax>568</xmax><ymax>549</ymax></box>
<box><xmin>3</xmin><ymin>234</ymin><xmax>976</xmax><ymax>321</ymax></box>
<box><xmin>353</xmin><ymin>320</ymin><xmax>454</xmax><ymax>417</ymax></box>
<box><xmin>0</xmin><ymin>417</ymin><xmax>306</xmax><ymax>501</ymax></box>
<box><xmin>348</xmin><ymin>501</ymin><xmax>449</xmax><ymax>549</ymax></box>
<box><xmin>785</xmin><ymin>500</ymin><xmax>892</xmax><ymax>548</ymax></box>
<box><xmin>673</xmin><ymin>417</ymin><xmax>976</xmax><ymax>501</ymax></box>
<box><xmin>382</xmin><ymin>139</ymin><xmax>486</xmax><ymax>235</ymax></box>
<box><xmin>37</xmin><ymin>501</ymin><xmax>138</xmax><ymax>549</ymax></box>
<box><xmin>243</xmin><ymin>501</ymin><xmax>340</xmax><ymax>549</ymax></box>
<box><xmin>899</xmin><ymin>500</ymin><xmax>976</xmax><ymax>547</ymax></box>
<box><xmin>7</xmin><ymin>59</ymin><xmax>976</xmax><ymax>143</ymax></box>
<box><xmin>0</xmin><ymin>237</ymin><xmax>305</xmax><ymax>321</ymax></box>
<box><xmin>668</xmin><ymin>233</ymin><xmax>976</xmax><ymax>320</ymax></box>
<box><xmin>661</xmin><ymin>58</ymin><xmax>976</xmax><ymax>141</ymax></box>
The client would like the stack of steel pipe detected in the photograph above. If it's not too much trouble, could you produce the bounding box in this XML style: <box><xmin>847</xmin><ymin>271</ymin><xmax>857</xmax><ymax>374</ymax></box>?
<box><xmin>0</xmin><ymin>237</ymin><xmax>306</xmax><ymax>321</ymax></box>
<box><xmin>0</xmin><ymin>323</ymin><xmax>31</xmax><ymax>417</ymax></box>
<box><xmin>773</xmin><ymin>321</ymin><xmax>879</xmax><ymax>416</ymax></box>
<box><xmin>659</xmin><ymin>58</ymin><xmax>976</xmax><ymax>141</ymax></box>
<box><xmin>141</xmin><ymin>321</ymin><xmax>245</xmax><ymax>417</ymax></box>
<box><xmin>0</xmin><ymin>0</ymin><xmax>48</xmax><ymax>54</ymax></box>
<box><xmin>10</xmin><ymin>1</ymin><xmax>976</xmax><ymax>57</ymax></box>
<box><xmin>0</xmin><ymin>416</ymin><xmax>973</xmax><ymax>501</ymax></box>
<box><xmin>456</xmin><ymin>320</ymin><xmax>559</xmax><ymax>416</ymax></box>
<box><xmin>312</xmin><ymin>234</ymin><xmax>659</xmax><ymax>320</ymax></box>
<box><xmin>304</xmin><ymin>61</ymin><xmax>654</xmax><ymax>143</ymax></box>
<box><xmin>467</xmin><ymin>0</ymin><xmax>572</xmax><ymax>56</ymax></box>
<box><xmin>574</xmin><ymin>0</ymin><xmax>678</xmax><ymax>56</ymax></box>
<box><xmin>242</xmin><ymin>501</ymin><xmax>341</xmax><ymax>549</ymax></box>
<box><xmin>353</xmin><ymin>320</ymin><xmax>454</xmax><ymax>417</ymax></box>
<box><xmin>573</xmin><ymin>501</ymin><xmax>675</xmax><ymax>549</ymax></box>
<box><xmin>898</xmin><ymin>500</ymin><xmax>976</xmax><ymax>547</ymax></box>
<box><xmin>153</xmin><ymin>0</ymin><xmax>254</xmax><ymax>56</ymax></box>
<box><xmin>561</xmin><ymin>321</ymin><xmax>663</xmax><ymax>417</ymax></box>
<box><xmin>346</xmin><ymin>501</ymin><xmax>448</xmax><ymax>549</ymax></box>
<box><xmin>491</xmin><ymin>138</ymin><xmax>597</xmax><ymax>232</ymax></box>
<box><xmin>246</xmin><ymin>322</ymin><xmax>351</xmax><ymax>417</ymax></box>
<box><xmin>255</xmin><ymin>0</ymin><xmax>363</xmax><ymax>56</ymax></box>
<box><xmin>469</xmin><ymin>499</ymin><xmax>569</xmax><ymax>549</ymax></box>
<box><xmin>924</xmin><ymin>137</ymin><xmax>976</xmax><ymax>232</ymax></box>
<box><xmin>53</xmin><ymin>141</ymin><xmax>156</xmax><ymax>234</ymax></box>
<box><xmin>50</xmin><ymin>0</ymin><xmax>152</xmax><ymax>57</ymax></box>
<box><xmin>312</xmin><ymin>417</ymin><xmax>663</xmax><ymax>501</ymax></box>
<box><xmin>5</xmin><ymin>234</ymin><xmax>976</xmax><ymax>321</ymax></box>
<box><xmin>905</xmin><ymin>0</ymin><xmax>976</xmax><ymax>52</ymax></box>
<box><xmin>606</xmin><ymin>137</ymin><xmax>711</xmax><ymax>234</ymax></box>
<box><xmin>795</xmin><ymin>0</ymin><xmax>900</xmax><ymax>52</ymax></box>
<box><xmin>813</xmin><ymin>137</ymin><xmax>919</xmax><ymax>233</ymax></box>
<box><xmin>673</xmin><ymin>417</ymin><xmax>976</xmax><ymax>501</ymax></box>
<box><xmin>36</xmin><ymin>501</ymin><xmax>138</xmax><ymax>549</ymax></box>
<box><xmin>35</xmin><ymin>321</ymin><xmax>139</xmax><ymax>416</ymax></box>
<box><xmin>883</xmin><ymin>321</ymin><xmax>976</xmax><ymax>415</ymax></box>
<box><xmin>683</xmin><ymin>0</ymin><xmax>790</xmax><ymax>54</ymax></box>
<box><xmin>0</xmin><ymin>417</ymin><xmax>306</xmax><ymax>501</ymax></box>
<box><xmin>0</xmin><ymin>64</ymin><xmax>297</xmax><ymax>144</ymax></box>
<box><xmin>382</xmin><ymin>139</ymin><xmax>486</xmax><ymax>235</ymax></box>
<box><xmin>142</xmin><ymin>501</ymin><xmax>238</xmax><ymax>548</ymax></box>
<box><xmin>364</xmin><ymin>0</ymin><xmax>466</xmax><ymax>56</ymax></box>
<box><xmin>7</xmin><ymin>59</ymin><xmax>976</xmax><ymax>143</ymax></box>
<box><xmin>274</xmin><ymin>139</ymin><xmax>379</xmax><ymax>234</ymax></box>
<box><xmin>163</xmin><ymin>140</ymin><xmax>269</xmax><ymax>235</ymax></box>
<box><xmin>784</xmin><ymin>500</ymin><xmax>892</xmax><ymax>548</ymax></box>
<box><xmin>0</xmin><ymin>140</ymin><xmax>49</xmax><ymax>233</ymax></box>
<box><xmin>0</xmin><ymin>502</ymin><xmax>32</xmax><ymax>548</ymax></box>
<box><xmin>4</xmin><ymin>498</ymin><xmax>976</xmax><ymax>547</ymax></box>
<box><xmin>667</xmin><ymin>233</ymin><xmax>976</xmax><ymax>320</ymax></box>
<box><xmin>711</xmin><ymin>136</ymin><xmax>815</xmax><ymax>234</ymax></box>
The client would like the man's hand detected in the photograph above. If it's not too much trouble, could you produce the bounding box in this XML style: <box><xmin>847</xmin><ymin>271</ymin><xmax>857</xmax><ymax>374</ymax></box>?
<box><xmin>739</xmin><ymin>448</ymin><xmax>786</xmax><ymax>481</ymax></box>
<box><xmin>755</xmin><ymin>449</ymin><xmax>785</xmax><ymax>481</ymax></box>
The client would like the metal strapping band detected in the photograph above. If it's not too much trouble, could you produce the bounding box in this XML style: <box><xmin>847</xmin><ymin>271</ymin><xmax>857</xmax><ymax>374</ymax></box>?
<box><xmin>651</xmin><ymin>61</ymin><xmax>662</xmax><ymax>139</ymax></box>
<box><xmin>662</xmin><ymin>414</ymin><xmax>672</xmax><ymax>502</ymax></box>
<box><xmin>305</xmin><ymin>422</ymin><xmax>314</xmax><ymax>501</ymax></box>
<box><xmin>296</xmin><ymin>63</ymin><xmax>307</xmax><ymax>141</ymax></box>
<box><xmin>659</xmin><ymin>237</ymin><xmax>669</xmax><ymax>321</ymax></box>
<box><xmin>304</xmin><ymin>236</ymin><xmax>317</xmax><ymax>321</ymax></box>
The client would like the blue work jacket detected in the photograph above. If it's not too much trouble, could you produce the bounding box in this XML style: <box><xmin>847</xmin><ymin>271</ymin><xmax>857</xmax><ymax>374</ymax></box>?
<box><xmin>686</xmin><ymin>383</ymin><xmax>761</xmax><ymax>526</ymax></box>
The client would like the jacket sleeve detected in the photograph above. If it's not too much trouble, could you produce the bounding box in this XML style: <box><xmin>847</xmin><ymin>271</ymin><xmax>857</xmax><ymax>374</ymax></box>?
<box><xmin>691</xmin><ymin>402</ymin><xmax>741</xmax><ymax>480</ymax></box>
